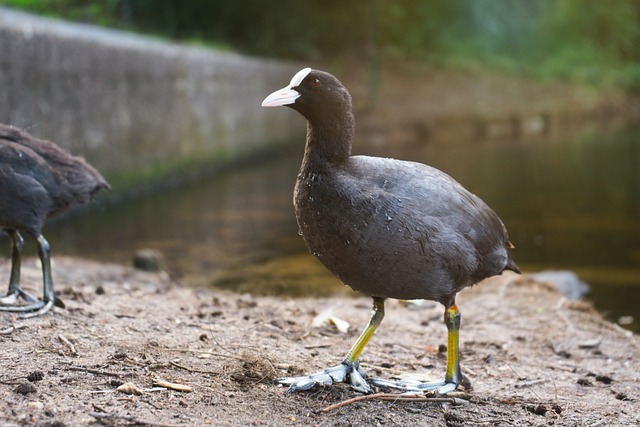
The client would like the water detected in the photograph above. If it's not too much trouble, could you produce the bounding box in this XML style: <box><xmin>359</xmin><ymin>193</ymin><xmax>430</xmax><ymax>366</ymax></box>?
<box><xmin>4</xmin><ymin>124</ymin><xmax>639</xmax><ymax>331</ymax></box>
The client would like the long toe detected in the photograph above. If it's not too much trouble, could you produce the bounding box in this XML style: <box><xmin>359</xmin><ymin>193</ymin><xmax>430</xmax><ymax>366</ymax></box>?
<box><xmin>369</xmin><ymin>377</ymin><xmax>459</xmax><ymax>395</ymax></box>
<box><xmin>276</xmin><ymin>362</ymin><xmax>371</xmax><ymax>393</ymax></box>
<box><xmin>19</xmin><ymin>300</ymin><xmax>54</xmax><ymax>319</ymax></box>
<box><xmin>0</xmin><ymin>299</ymin><xmax>53</xmax><ymax>318</ymax></box>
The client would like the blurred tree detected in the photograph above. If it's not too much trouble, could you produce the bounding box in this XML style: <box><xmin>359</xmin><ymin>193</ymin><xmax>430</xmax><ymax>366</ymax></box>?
<box><xmin>1</xmin><ymin>0</ymin><xmax>639</xmax><ymax>88</ymax></box>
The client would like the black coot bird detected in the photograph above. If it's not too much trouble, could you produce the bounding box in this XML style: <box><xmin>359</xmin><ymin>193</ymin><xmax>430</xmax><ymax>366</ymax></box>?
<box><xmin>0</xmin><ymin>125</ymin><xmax>110</xmax><ymax>318</ymax></box>
<box><xmin>262</xmin><ymin>68</ymin><xmax>520</xmax><ymax>394</ymax></box>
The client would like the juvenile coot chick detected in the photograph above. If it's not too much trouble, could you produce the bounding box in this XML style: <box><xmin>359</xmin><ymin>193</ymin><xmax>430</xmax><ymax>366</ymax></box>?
<box><xmin>262</xmin><ymin>68</ymin><xmax>520</xmax><ymax>394</ymax></box>
<box><xmin>0</xmin><ymin>125</ymin><xmax>110</xmax><ymax>318</ymax></box>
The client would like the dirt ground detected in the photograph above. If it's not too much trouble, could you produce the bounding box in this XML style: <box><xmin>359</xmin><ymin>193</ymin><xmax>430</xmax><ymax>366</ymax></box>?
<box><xmin>0</xmin><ymin>257</ymin><xmax>638</xmax><ymax>427</ymax></box>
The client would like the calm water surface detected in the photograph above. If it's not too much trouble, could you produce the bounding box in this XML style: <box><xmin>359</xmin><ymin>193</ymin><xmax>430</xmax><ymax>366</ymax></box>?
<box><xmin>9</xmin><ymin>124</ymin><xmax>640</xmax><ymax>330</ymax></box>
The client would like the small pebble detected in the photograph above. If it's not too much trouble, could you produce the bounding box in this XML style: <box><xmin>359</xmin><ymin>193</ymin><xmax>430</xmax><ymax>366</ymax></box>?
<box><xmin>15</xmin><ymin>382</ymin><xmax>37</xmax><ymax>395</ymax></box>
<box><xmin>526</xmin><ymin>404</ymin><xmax>547</xmax><ymax>416</ymax></box>
<box><xmin>27</xmin><ymin>370</ymin><xmax>45</xmax><ymax>382</ymax></box>
<box><xmin>117</xmin><ymin>382</ymin><xmax>143</xmax><ymax>395</ymax></box>
<box><xmin>27</xmin><ymin>401</ymin><xmax>44</xmax><ymax>410</ymax></box>
<box><xmin>595</xmin><ymin>374</ymin><xmax>613</xmax><ymax>384</ymax></box>
<box><xmin>133</xmin><ymin>249</ymin><xmax>165</xmax><ymax>272</ymax></box>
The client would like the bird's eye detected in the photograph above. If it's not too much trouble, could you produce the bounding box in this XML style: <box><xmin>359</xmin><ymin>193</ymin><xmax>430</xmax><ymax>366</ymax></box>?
<box><xmin>310</xmin><ymin>78</ymin><xmax>321</xmax><ymax>87</ymax></box>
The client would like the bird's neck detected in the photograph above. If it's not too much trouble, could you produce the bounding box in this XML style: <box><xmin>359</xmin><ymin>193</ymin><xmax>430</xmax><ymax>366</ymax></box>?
<box><xmin>301</xmin><ymin>111</ymin><xmax>354</xmax><ymax>170</ymax></box>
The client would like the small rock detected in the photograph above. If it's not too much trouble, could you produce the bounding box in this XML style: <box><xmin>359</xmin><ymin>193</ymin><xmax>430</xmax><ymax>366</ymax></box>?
<box><xmin>27</xmin><ymin>370</ymin><xmax>45</xmax><ymax>382</ymax></box>
<box><xmin>27</xmin><ymin>401</ymin><xmax>44</xmax><ymax>410</ymax></box>
<box><xmin>15</xmin><ymin>382</ymin><xmax>37</xmax><ymax>395</ymax></box>
<box><xmin>236</xmin><ymin>294</ymin><xmax>257</xmax><ymax>308</ymax></box>
<box><xmin>614</xmin><ymin>391</ymin><xmax>629</xmax><ymax>401</ymax></box>
<box><xmin>595</xmin><ymin>374</ymin><xmax>613</xmax><ymax>384</ymax></box>
<box><xmin>578</xmin><ymin>337</ymin><xmax>602</xmax><ymax>349</ymax></box>
<box><xmin>577</xmin><ymin>378</ymin><xmax>592</xmax><ymax>386</ymax></box>
<box><xmin>113</xmin><ymin>350</ymin><xmax>127</xmax><ymax>360</ymax></box>
<box><xmin>526</xmin><ymin>404</ymin><xmax>547</xmax><ymax>416</ymax></box>
<box><xmin>117</xmin><ymin>382</ymin><xmax>143</xmax><ymax>395</ymax></box>
<box><xmin>527</xmin><ymin>270</ymin><xmax>589</xmax><ymax>299</ymax></box>
<box><xmin>133</xmin><ymin>249</ymin><xmax>165</xmax><ymax>272</ymax></box>
<box><xmin>617</xmin><ymin>316</ymin><xmax>634</xmax><ymax>326</ymax></box>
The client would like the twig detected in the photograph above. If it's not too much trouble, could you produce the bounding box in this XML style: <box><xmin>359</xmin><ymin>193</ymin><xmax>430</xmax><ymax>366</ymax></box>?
<box><xmin>514</xmin><ymin>379</ymin><xmax>547</xmax><ymax>389</ymax></box>
<box><xmin>303</xmin><ymin>344</ymin><xmax>331</xmax><ymax>349</ymax></box>
<box><xmin>0</xmin><ymin>325</ymin><xmax>28</xmax><ymax>335</ymax></box>
<box><xmin>66</xmin><ymin>366</ymin><xmax>128</xmax><ymax>378</ymax></box>
<box><xmin>318</xmin><ymin>392</ymin><xmax>467</xmax><ymax>413</ymax></box>
<box><xmin>153</xmin><ymin>379</ymin><xmax>192</xmax><ymax>393</ymax></box>
<box><xmin>164</xmin><ymin>347</ymin><xmax>244</xmax><ymax>360</ymax></box>
<box><xmin>88</xmin><ymin>411</ymin><xmax>187</xmax><ymax>427</ymax></box>
<box><xmin>169</xmin><ymin>360</ymin><xmax>219</xmax><ymax>374</ymax></box>
<box><xmin>504</xmin><ymin>363</ymin><xmax>542</xmax><ymax>401</ymax></box>
<box><xmin>58</xmin><ymin>334</ymin><xmax>77</xmax><ymax>355</ymax></box>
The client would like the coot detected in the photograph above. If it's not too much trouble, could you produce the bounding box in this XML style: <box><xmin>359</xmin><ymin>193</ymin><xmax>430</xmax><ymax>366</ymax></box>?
<box><xmin>262</xmin><ymin>68</ymin><xmax>519</xmax><ymax>394</ymax></box>
<box><xmin>0</xmin><ymin>125</ymin><xmax>110</xmax><ymax>318</ymax></box>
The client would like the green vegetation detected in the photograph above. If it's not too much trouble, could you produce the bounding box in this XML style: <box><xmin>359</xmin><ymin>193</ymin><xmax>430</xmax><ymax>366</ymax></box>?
<box><xmin>2</xmin><ymin>0</ymin><xmax>639</xmax><ymax>91</ymax></box>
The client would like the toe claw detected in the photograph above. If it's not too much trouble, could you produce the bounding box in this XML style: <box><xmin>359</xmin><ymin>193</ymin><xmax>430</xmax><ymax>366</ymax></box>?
<box><xmin>349</xmin><ymin>368</ymin><xmax>372</xmax><ymax>393</ymax></box>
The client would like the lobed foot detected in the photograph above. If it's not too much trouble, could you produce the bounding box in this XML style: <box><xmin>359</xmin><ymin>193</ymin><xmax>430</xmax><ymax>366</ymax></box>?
<box><xmin>277</xmin><ymin>362</ymin><xmax>372</xmax><ymax>393</ymax></box>
<box><xmin>0</xmin><ymin>299</ymin><xmax>54</xmax><ymax>318</ymax></box>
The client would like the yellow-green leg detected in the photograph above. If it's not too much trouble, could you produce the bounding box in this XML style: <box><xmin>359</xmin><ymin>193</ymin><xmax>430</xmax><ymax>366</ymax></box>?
<box><xmin>444</xmin><ymin>304</ymin><xmax>461</xmax><ymax>386</ymax></box>
<box><xmin>343</xmin><ymin>297</ymin><xmax>385</xmax><ymax>364</ymax></box>
<box><xmin>369</xmin><ymin>303</ymin><xmax>464</xmax><ymax>395</ymax></box>
<box><xmin>277</xmin><ymin>297</ymin><xmax>386</xmax><ymax>393</ymax></box>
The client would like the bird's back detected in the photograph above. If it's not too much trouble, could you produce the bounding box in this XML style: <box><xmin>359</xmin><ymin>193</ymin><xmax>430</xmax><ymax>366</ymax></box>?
<box><xmin>0</xmin><ymin>125</ymin><xmax>109</xmax><ymax>222</ymax></box>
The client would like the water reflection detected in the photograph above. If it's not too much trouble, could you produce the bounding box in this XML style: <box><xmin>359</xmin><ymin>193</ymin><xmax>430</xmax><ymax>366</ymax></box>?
<box><xmin>6</xmin><ymin>124</ymin><xmax>640</xmax><ymax>330</ymax></box>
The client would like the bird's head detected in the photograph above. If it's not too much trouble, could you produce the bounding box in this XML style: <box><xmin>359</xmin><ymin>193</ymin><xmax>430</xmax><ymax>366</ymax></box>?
<box><xmin>262</xmin><ymin>68</ymin><xmax>352</xmax><ymax>123</ymax></box>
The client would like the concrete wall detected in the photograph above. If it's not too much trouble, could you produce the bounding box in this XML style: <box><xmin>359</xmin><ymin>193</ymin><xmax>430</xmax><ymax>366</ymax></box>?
<box><xmin>0</xmin><ymin>7</ymin><xmax>303</xmax><ymax>188</ymax></box>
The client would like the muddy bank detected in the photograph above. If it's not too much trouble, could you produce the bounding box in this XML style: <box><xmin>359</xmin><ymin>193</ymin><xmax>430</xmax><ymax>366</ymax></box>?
<box><xmin>0</xmin><ymin>257</ymin><xmax>637</xmax><ymax>426</ymax></box>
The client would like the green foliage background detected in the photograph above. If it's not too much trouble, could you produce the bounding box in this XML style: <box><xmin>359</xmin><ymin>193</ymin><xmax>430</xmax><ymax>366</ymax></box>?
<box><xmin>2</xmin><ymin>0</ymin><xmax>640</xmax><ymax>90</ymax></box>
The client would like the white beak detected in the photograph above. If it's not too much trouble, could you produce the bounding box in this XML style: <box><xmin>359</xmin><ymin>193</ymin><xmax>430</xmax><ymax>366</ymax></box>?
<box><xmin>261</xmin><ymin>67</ymin><xmax>312</xmax><ymax>107</ymax></box>
<box><xmin>261</xmin><ymin>86</ymin><xmax>300</xmax><ymax>107</ymax></box>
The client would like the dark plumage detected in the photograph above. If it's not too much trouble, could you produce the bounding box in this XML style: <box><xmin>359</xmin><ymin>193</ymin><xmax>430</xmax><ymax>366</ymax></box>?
<box><xmin>0</xmin><ymin>124</ymin><xmax>109</xmax><ymax>317</ymax></box>
<box><xmin>262</xmin><ymin>68</ymin><xmax>519</xmax><ymax>394</ymax></box>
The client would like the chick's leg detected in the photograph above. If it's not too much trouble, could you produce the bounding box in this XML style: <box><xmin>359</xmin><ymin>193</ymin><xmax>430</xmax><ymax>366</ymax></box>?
<box><xmin>0</xmin><ymin>234</ymin><xmax>55</xmax><ymax>317</ymax></box>
<box><xmin>0</xmin><ymin>230</ymin><xmax>38</xmax><ymax>305</ymax></box>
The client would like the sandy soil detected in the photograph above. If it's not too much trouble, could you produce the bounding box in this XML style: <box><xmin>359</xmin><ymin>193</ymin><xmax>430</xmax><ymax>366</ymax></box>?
<box><xmin>1</xmin><ymin>257</ymin><xmax>638</xmax><ymax>426</ymax></box>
